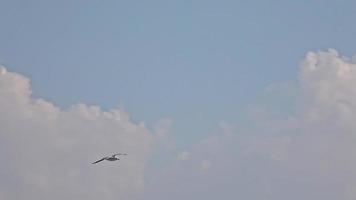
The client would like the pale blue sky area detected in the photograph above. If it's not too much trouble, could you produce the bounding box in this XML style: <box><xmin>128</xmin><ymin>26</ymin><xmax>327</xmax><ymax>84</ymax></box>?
<box><xmin>1</xmin><ymin>0</ymin><xmax>356</xmax><ymax>147</ymax></box>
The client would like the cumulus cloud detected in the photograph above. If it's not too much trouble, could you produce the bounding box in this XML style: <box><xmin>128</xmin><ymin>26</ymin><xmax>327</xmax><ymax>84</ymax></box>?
<box><xmin>199</xmin><ymin>160</ymin><xmax>212</xmax><ymax>173</ymax></box>
<box><xmin>3</xmin><ymin>49</ymin><xmax>356</xmax><ymax>200</ymax></box>
<box><xmin>140</xmin><ymin>49</ymin><xmax>356</xmax><ymax>200</ymax></box>
<box><xmin>176</xmin><ymin>151</ymin><xmax>190</xmax><ymax>161</ymax></box>
<box><xmin>153</xmin><ymin>118</ymin><xmax>174</xmax><ymax>149</ymax></box>
<box><xmin>0</xmin><ymin>67</ymin><xmax>153</xmax><ymax>200</ymax></box>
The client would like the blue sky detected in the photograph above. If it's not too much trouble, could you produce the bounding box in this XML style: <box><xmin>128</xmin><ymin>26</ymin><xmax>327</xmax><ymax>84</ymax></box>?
<box><xmin>3</xmin><ymin>1</ymin><xmax>356</xmax><ymax>199</ymax></box>
<box><xmin>1</xmin><ymin>0</ymin><xmax>356</xmax><ymax>146</ymax></box>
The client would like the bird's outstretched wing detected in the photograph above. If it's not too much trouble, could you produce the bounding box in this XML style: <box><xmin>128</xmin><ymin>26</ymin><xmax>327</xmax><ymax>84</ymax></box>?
<box><xmin>92</xmin><ymin>157</ymin><xmax>106</xmax><ymax>164</ymax></box>
<box><xmin>113</xmin><ymin>153</ymin><xmax>127</xmax><ymax>156</ymax></box>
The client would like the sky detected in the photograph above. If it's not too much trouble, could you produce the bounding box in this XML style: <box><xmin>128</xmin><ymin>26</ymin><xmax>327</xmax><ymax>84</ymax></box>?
<box><xmin>1</xmin><ymin>1</ymin><xmax>356</xmax><ymax>200</ymax></box>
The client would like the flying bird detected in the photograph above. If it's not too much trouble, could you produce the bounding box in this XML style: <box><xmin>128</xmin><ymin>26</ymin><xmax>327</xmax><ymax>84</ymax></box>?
<box><xmin>92</xmin><ymin>153</ymin><xmax>127</xmax><ymax>164</ymax></box>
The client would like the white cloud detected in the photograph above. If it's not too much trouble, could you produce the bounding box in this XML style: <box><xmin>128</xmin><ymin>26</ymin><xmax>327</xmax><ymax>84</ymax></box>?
<box><xmin>199</xmin><ymin>160</ymin><xmax>211</xmax><ymax>173</ymax></box>
<box><xmin>140</xmin><ymin>49</ymin><xmax>356</xmax><ymax>200</ymax></box>
<box><xmin>0</xmin><ymin>66</ymin><xmax>6</xmax><ymax>75</ymax></box>
<box><xmin>3</xmin><ymin>49</ymin><xmax>356</xmax><ymax>200</ymax></box>
<box><xmin>0</xmin><ymin>67</ymin><xmax>153</xmax><ymax>200</ymax></box>
<box><xmin>176</xmin><ymin>150</ymin><xmax>190</xmax><ymax>161</ymax></box>
<box><xmin>218</xmin><ymin>121</ymin><xmax>235</xmax><ymax>136</ymax></box>
<box><xmin>299</xmin><ymin>49</ymin><xmax>356</xmax><ymax>123</ymax></box>
<box><xmin>153</xmin><ymin>118</ymin><xmax>174</xmax><ymax>149</ymax></box>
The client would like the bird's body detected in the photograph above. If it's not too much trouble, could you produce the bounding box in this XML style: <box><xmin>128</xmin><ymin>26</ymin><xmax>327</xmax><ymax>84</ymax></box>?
<box><xmin>106</xmin><ymin>157</ymin><xmax>118</xmax><ymax>161</ymax></box>
<box><xmin>92</xmin><ymin>153</ymin><xmax>127</xmax><ymax>164</ymax></box>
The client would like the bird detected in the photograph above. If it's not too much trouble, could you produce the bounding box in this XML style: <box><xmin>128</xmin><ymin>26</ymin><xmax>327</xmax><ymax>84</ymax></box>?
<box><xmin>92</xmin><ymin>153</ymin><xmax>127</xmax><ymax>164</ymax></box>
